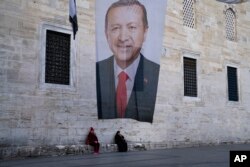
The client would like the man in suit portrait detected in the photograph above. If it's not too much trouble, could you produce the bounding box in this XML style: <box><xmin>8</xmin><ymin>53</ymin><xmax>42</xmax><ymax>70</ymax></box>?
<box><xmin>96</xmin><ymin>0</ymin><xmax>160</xmax><ymax>123</ymax></box>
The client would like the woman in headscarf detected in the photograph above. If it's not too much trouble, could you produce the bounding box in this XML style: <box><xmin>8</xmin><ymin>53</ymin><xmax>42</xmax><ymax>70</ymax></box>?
<box><xmin>115</xmin><ymin>131</ymin><xmax>128</xmax><ymax>152</ymax></box>
<box><xmin>86</xmin><ymin>127</ymin><xmax>100</xmax><ymax>154</ymax></box>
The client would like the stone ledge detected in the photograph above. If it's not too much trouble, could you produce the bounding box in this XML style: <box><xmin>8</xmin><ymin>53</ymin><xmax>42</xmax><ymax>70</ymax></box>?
<box><xmin>0</xmin><ymin>143</ymin><xmax>147</xmax><ymax>160</ymax></box>
<box><xmin>2</xmin><ymin>140</ymin><xmax>250</xmax><ymax>159</ymax></box>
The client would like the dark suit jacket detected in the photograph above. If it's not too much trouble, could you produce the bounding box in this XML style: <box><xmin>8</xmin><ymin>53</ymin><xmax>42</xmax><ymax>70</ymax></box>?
<box><xmin>96</xmin><ymin>54</ymin><xmax>160</xmax><ymax>123</ymax></box>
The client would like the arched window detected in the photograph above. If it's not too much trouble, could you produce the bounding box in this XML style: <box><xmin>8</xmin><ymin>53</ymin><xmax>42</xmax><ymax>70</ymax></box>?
<box><xmin>183</xmin><ymin>0</ymin><xmax>195</xmax><ymax>28</ymax></box>
<box><xmin>225</xmin><ymin>8</ymin><xmax>236</xmax><ymax>41</ymax></box>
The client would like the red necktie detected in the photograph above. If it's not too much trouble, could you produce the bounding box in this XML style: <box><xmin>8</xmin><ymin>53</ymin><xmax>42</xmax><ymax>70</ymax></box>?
<box><xmin>116</xmin><ymin>71</ymin><xmax>128</xmax><ymax>118</ymax></box>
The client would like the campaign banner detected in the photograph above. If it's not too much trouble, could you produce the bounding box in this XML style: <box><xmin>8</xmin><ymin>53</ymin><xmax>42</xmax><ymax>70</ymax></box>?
<box><xmin>96</xmin><ymin>0</ymin><xmax>167</xmax><ymax>123</ymax></box>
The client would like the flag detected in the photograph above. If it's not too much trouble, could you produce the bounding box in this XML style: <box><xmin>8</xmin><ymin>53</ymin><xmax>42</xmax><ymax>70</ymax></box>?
<box><xmin>69</xmin><ymin>0</ymin><xmax>78</xmax><ymax>40</ymax></box>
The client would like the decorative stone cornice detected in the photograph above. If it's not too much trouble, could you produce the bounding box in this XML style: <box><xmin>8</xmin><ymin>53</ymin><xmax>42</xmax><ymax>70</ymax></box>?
<box><xmin>217</xmin><ymin>0</ymin><xmax>248</xmax><ymax>4</ymax></box>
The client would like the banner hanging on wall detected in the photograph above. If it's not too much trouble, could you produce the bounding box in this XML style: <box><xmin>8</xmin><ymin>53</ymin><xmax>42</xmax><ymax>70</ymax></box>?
<box><xmin>96</xmin><ymin>0</ymin><xmax>167</xmax><ymax>123</ymax></box>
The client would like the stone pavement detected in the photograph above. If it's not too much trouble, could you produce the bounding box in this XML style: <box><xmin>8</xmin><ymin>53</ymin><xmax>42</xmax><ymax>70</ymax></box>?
<box><xmin>0</xmin><ymin>144</ymin><xmax>250</xmax><ymax>167</ymax></box>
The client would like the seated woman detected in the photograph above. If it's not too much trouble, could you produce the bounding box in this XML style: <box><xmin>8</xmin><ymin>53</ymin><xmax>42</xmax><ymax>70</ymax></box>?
<box><xmin>115</xmin><ymin>131</ymin><xmax>128</xmax><ymax>152</ymax></box>
<box><xmin>86</xmin><ymin>127</ymin><xmax>100</xmax><ymax>154</ymax></box>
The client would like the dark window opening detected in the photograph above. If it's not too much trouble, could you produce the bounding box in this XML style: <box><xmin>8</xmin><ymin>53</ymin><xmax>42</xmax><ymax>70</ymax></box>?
<box><xmin>227</xmin><ymin>66</ymin><xmax>238</xmax><ymax>101</ymax></box>
<box><xmin>184</xmin><ymin>57</ymin><xmax>197</xmax><ymax>97</ymax></box>
<box><xmin>45</xmin><ymin>30</ymin><xmax>71</xmax><ymax>85</ymax></box>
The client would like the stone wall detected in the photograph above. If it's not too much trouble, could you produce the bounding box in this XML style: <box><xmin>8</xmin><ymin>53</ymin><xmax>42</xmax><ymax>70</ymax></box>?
<box><xmin>1</xmin><ymin>0</ymin><xmax>250</xmax><ymax>159</ymax></box>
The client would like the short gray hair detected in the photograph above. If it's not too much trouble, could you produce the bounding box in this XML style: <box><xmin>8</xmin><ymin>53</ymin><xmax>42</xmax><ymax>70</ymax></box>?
<box><xmin>105</xmin><ymin>0</ymin><xmax>148</xmax><ymax>31</ymax></box>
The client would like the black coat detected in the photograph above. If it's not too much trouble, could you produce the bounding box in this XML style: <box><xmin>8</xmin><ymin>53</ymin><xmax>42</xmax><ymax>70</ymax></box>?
<box><xmin>115</xmin><ymin>133</ymin><xmax>127</xmax><ymax>152</ymax></box>
<box><xmin>96</xmin><ymin>54</ymin><xmax>160</xmax><ymax>123</ymax></box>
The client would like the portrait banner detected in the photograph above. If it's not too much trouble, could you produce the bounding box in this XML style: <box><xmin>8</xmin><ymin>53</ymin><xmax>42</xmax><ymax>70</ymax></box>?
<box><xmin>96</xmin><ymin>0</ymin><xmax>167</xmax><ymax>123</ymax></box>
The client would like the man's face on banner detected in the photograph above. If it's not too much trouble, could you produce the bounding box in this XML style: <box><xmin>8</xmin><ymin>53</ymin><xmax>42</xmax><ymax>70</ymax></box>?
<box><xmin>105</xmin><ymin>5</ymin><xmax>148</xmax><ymax>69</ymax></box>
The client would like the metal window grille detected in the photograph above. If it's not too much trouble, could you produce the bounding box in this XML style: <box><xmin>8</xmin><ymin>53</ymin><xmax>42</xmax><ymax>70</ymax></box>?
<box><xmin>227</xmin><ymin>66</ymin><xmax>238</xmax><ymax>101</ymax></box>
<box><xmin>45</xmin><ymin>30</ymin><xmax>71</xmax><ymax>85</ymax></box>
<box><xmin>184</xmin><ymin>57</ymin><xmax>197</xmax><ymax>97</ymax></box>
<box><xmin>225</xmin><ymin>8</ymin><xmax>236</xmax><ymax>41</ymax></box>
<box><xmin>183</xmin><ymin>0</ymin><xmax>195</xmax><ymax>28</ymax></box>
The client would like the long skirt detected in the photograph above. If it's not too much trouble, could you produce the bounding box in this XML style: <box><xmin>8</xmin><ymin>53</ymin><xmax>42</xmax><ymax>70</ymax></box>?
<box><xmin>89</xmin><ymin>142</ymin><xmax>100</xmax><ymax>153</ymax></box>
<box><xmin>117</xmin><ymin>141</ymin><xmax>127</xmax><ymax>152</ymax></box>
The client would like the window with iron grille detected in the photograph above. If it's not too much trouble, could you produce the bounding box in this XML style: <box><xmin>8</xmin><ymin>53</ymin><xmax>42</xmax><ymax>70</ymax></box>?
<box><xmin>225</xmin><ymin>8</ymin><xmax>236</xmax><ymax>41</ymax></box>
<box><xmin>227</xmin><ymin>66</ymin><xmax>238</xmax><ymax>101</ymax></box>
<box><xmin>45</xmin><ymin>30</ymin><xmax>71</xmax><ymax>85</ymax></box>
<box><xmin>184</xmin><ymin>57</ymin><xmax>197</xmax><ymax>97</ymax></box>
<box><xmin>183</xmin><ymin>0</ymin><xmax>195</xmax><ymax>28</ymax></box>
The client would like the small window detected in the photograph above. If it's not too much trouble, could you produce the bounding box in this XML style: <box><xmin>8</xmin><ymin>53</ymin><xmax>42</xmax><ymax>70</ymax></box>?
<box><xmin>227</xmin><ymin>66</ymin><xmax>238</xmax><ymax>101</ymax></box>
<box><xmin>183</xmin><ymin>0</ymin><xmax>195</xmax><ymax>28</ymax></box>
<box><xmin>45</xmin><ymin>30</ymin><xmax>71</xmax><ymax>85</ymax></box>
<box><xmin>225</xmin><ymin>8</ymin><xmax>236</xmax><ymax>41</ymax></box>
<box><xmin>184</xmin><ymin>57</ymin><xmax>197</xmax><ymax>97</ymax></box>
